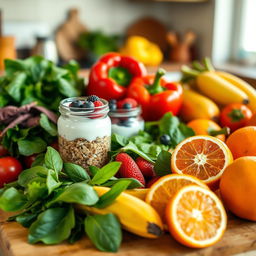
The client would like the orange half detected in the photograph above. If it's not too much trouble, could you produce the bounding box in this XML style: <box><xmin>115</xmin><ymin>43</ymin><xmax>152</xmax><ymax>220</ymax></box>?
<box><xmin>171</xmin><ymin>135</ymin><xmax>233</xmax><ymax>190</ymax></box>
<box><xmin>166</xmin><ymin>185</ymin><xmax>227</xmax><ymax>248</ymax></box>
<box><xmin>145</xmin><ymin>174</ymin><xmax>208</xmax><ymax>222</ymax></box>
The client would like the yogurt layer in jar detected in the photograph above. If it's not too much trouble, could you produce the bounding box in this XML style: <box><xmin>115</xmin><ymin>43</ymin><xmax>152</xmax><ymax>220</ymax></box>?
<box><xmin>58</xmin><ymin>96</ymin><xmax>111</xmax><ymax>170</ymax></box>
<box><xmin>109</xmin><ymin>105</ymin><xmax>144</xmax><ymax>137</ymax></box>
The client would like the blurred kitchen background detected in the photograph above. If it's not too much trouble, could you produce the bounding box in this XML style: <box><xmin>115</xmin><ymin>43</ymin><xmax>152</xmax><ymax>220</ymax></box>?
<box><xmin>0</xmin><ymin>0</ymin><xmax>255</xmax><ymax>77</ymax></box>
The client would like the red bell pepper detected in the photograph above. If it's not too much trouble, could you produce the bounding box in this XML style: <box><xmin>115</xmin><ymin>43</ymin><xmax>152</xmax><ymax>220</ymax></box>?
<box><xmin>127</xmin><ymin>69</ymin><xmax>183</xmax><ymax>121</ymax></box>
<box><xmin>87</xmin><ymin>52</ymin><xmax>147</xmax><ymax>100</ymax></box>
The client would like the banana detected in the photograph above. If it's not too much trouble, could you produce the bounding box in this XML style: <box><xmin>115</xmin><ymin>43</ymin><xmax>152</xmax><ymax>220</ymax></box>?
<box><xmin>216</xmin><ymin>71</ymin><xmax>256</xmax><ymax>113</ymax></box>
<box><xmin>180</xmin><ymin>87</ymin><xmax>220</xmax><ymax>122</ymax></box>
<box><xmin>76</xmin><ymin>186</ymin><xmax>163</xmax><ymax>238</ymax></box>
<box><xmin>196</xmin><ymin>71</ymin><xmax>249</xmax><ymax>106</ymax></box>
<box><xmin>125</xmin><ymin>188</ymin><xmax>149</xmax><ymax>201</ymax></box>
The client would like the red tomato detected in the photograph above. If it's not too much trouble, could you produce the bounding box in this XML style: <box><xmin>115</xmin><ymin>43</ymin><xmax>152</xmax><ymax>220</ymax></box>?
<box><xmin>0</xmin><ymin>145</ymin><xmax>9</xmax><ymax>157</ymax></box>
<box><xmin>220</xmin><ymin>103</ymin><xmax>253</xmax><ymax>132</ymax></box>
<box><xmin>23</xmin><ymin>154</ymin><xmax>37</xmax><ymax>168</ymax></box>
<box><xmin>0</xmin><ymin>157</ymin><xmax>23</xmax><ymax>187</ymax></box>
<box><xmin>50</xmin><ymin>141</ymin><xmax>59</xmax><ymax>151</ymax></box>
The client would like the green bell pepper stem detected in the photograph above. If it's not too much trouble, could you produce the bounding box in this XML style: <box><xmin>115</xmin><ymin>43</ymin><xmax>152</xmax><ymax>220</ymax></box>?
<box><xmin>208</xmin><ymin>127</ymin><xmax>230</xmax><ymax>136</ymax></box>
<box><xmin>147</xmin><ymin>68</ymin><xmax>166</xmax><ymax>95</ymax></box>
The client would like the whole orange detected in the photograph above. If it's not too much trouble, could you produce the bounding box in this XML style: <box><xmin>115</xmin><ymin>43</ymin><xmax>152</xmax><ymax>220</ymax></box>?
<box><xmin>226</xmin><ymin>126</ymin><xmax>256</xmax><ymax>159</ymax></box>
<box><xmin>187</xmin><ymin>119</ymin><xmax>226</xmax><ymax>141</ymax></box>
<box><xmin>220</xmin><ymin>156</ymin><xmax>256</xmax><ymax>221</ymax></box>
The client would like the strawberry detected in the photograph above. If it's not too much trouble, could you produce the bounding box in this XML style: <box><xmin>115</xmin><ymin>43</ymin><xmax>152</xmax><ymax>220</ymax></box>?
<box><xmin>115</xmin><ymin>153</ymin><xmax>145</xmax><ymax>186</ymax></box>
<box><xmin>117</xmin><ymin>98</ymin><xmax>138</xmax><ymax>109</ymax></box>
<box><xmin>146</xmin><ymin>176</ymin><xmax>161</xmax><ymax>188</ymax></box>
<box><xmin>93</xmin><ymin>100</ymin><xmax>104</xmax><ymax>107</ymax></box>
<box><xmin>136</xmin><ymin>157</ymin><xmax>155</xmax><ymax>178</ymax></box>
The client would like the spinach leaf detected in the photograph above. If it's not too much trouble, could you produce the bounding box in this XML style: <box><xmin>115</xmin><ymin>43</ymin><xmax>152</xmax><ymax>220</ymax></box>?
<box><xmin>63</xmin><ymin>163</ymin><xmax>90</xmax><ymax>182</ymax></box>
<box><xmin>89</xmin><ymin>166</ymin><xmax>100</xmax><ymax>177</ymax></box>
<box><xmin>94</xmin><ymin>180</ymin><xmax>131</xmax><ymax>208</ymax></box>
<box><xmin>39</xmin><ymin>114</ymin><xmax>57</xmax><ymax>136</ymax></box>
<box><xmin>90</xmin><ymin>162</ymin><xmax>121</xmax><ymax>185</ymax></box>
<box><xmin>46</xmin><ymin>169</ymin><xmax>62</xmax><ymax>195</ymax></box>
<box><xmin>5</xmin><ymin>72</ymin><xmax>26</xmax><ymax>102</ymax></box>
<box><xmin>154</xmin><ymin>150</ymin><xmax>172</xmax><ymax>176</ymax></box>
<box><xmin>18</xmin><ymin>137</ymin><xmax>47</xmax><ymax>156</ymax></box>
<box><xmin>16</xmin><ymin>212</ymin><xmax>39</xmax><ymax>228</ymax></box>
<box><xmin>27</xmin><ymin>181</ymin><xmax>48</xmax><ymax>203</ymax></box>
<box><xmin>68</xmin><ymin>215</ymin><xmax>84</xmax><ymax>244</ymax></box>
<box><xmin>28</xmin><ymin>206</ymin><xmax>75</xmax><ymax>244</ymax></box>
<box><xmin>44</xmin><ymin>146</ymin><xmax>63</xmax><ymax>173</ymax></box>
<box><xmin>31</xmin><ymin>153</ymin><xmax>45</xmax><ymax>167</ymax></box>
<box><xmin>102</xmin><ymin>177</ymin><xmax>143</xmax><ymax>189</ymax></box>
<box><xmin>84</xmin><ymin>213</ymin><xmax>122</xmax><ymax>252</ymax></box>
<box><xmin>0</xmin><ymin>187</ymin><xmax>27</xmax><ymax>211</ymax></box>
<box><xmin>18</xmin><ymin>166</ymin><xmax>48</xmax><ymax>187</ymax></box>
<box><xmin>111</xmin><ymin>133</ymin><xmax>128</xmax><ymax>150</ymax></box>
<box><xmin>47</xmin><ymin>183</ymin><xmax>98</xmax><ymax>206</ymax></box>
<box><xmin>159</xmin><ymin>113</ymin><xmax>195</xmax><ymax>148</ymax></box>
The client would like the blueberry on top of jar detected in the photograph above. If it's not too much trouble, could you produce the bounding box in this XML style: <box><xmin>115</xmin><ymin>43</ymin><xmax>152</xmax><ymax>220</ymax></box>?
<box><xmin>118</xmin><ymin>117</ymin><xmax>135</xmax><ymax>127</ymax></box>
<box><xmin>83</xmin><ymin>101</ymin><xmax>94</xmax><ymax>109</ymax></box>
<box><xmin>123</xmin><ymin>103</ymin><xmax>132</xmax><ymax>109</ymax></box>
<box><xmin>87</xmin><ymin>95</ymin><xmax>100</xmax><ymax>102</ymax></box>
<box><xmin>109</xmin><ymin>99</ymin><xmax>117</xmax><ymax>111</ymax></box>
<box><xmin>69</xmin><ymin>100</ymin><xmax>84</xmax><ymax>111</ymax></box>
<box><xmin>160</xmin><ymin>134</ymin><xmax>171</xmax><ymax>145</ymax></box>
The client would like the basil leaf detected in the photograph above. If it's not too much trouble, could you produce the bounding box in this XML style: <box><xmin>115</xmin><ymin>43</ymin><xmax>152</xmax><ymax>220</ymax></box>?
<box><xmin>102</xmin><ymin>178</ymin><xmax>143</xmax><ymax>189</ymax></box>
<box><xmin>44</xmin><ymin>146</ymin><xmax>63</xmax><ymax>173</ymax></box>
<box><xmin>154</xmin><ymin>150</ymin><xmax>172</xmax><ymax>176</ymax></box>
<box><xmin>16</xmin><ymin>212</ymin><xmax>39</xmax><ymax>228</ymax></box>
<box><xmin>48</xmin><ymin>183</ymin><xmax>98</xmax><ymax>206</ymax></box>
<box><xmin>18</xmin><ymin>166</ymin><xmax>48</xmax><ymax>187</ymax></box>
<box><xmin>84</xmin><ymin>213</ymin><xmax>122</xmax><ymax>252</ymax></box>
<box><xmin>58</xmin><ymin>77</ymin><xmax>80</xmax><ymax>97</ymax></box>
<box><xmin>94</xmin><ymin>180</ymin><xmax>131</xmax><ymax>208</ymax></box>
<box><xmin>46</xmin><ymin>170</ymin><xmax>62</xmax><ymax>195</ymax></box>
<box><xmin>18</xmin><ymin>137</ymin><xmax>47</xmax><ymax>156</ymax></box>
<box><xmin>64</xmin><ymin>163</ymin><xmax>90</xmax><ymax>182</ymax></box>
<box><xmin>27</xmin><ymin>181</ymin><xmax>48</xmax><ymax>203</ymax></box>
<box><xmin>0</xmin><ymin>187</ymin><xmax>27</xmax><ymax>211</ymax></box>
<box><xmin>91</xmin><ymin>162</ymin><xmax>121</xmax><ymax>185</ymax></box>
<box><xmin>111</xmin><ymin>133</ymin><xmax>128</xmax><ymax>150</ymax></box>
<box><xmin>39</xmin><ymin>114</ymin><xmax>57</xmax><ymax>136</ymax></box>
<box><xmin>122</xmin><ymin>141</ymin><xmax>154</xmax><ymax>164</ymax></box>
<box><xmin>89</xmin><ymin>166</ymin><xmax>100</xmax><ymax>177</ymax></box>
<box><xmin>28</xmin><ymin>206</ymin><xmax>75</xmax><ymax>244</ymax></box>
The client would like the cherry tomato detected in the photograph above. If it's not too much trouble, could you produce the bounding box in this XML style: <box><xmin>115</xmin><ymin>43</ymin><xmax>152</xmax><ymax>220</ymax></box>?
<box><xmin>0</xmin><ymin>157</ymin><xmax>23</xmax><ymax>187</ymax></box>
<box><xmin>50</xmin><ymin>141</ymin><xmax>59</xmax><ymax>151</ymax></box>
<box><xmin>0</xmin><ymin>145</ymin><xmax>9</xmax><ymax>157</ymax></box>
<box><xmin>23</xmin><ymin>154</ymin><xmax>38</xmax><ymax>168</ymax></box>
<box><xmin>220</xmin><ymin>103</ymin><xmax>252</xmax><ymax>132</ymax></box>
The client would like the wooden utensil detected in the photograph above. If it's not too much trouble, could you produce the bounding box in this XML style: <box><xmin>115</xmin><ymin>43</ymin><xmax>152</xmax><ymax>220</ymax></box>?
<box><xmin>55</xmin><ymin>8</ymin><xmax>87</xmax><ymax>62</ymax></box>
<box><xmin>126</xmin><ymin>16</ymin><xmax>168</xmax><ymax>52</ymax></box>
<box><xmin>0</xmin><ymin>9</ymin><xmax>16</xmax><ymax>70</ymax></box>
<box><xmin>167</xmin><ymin>30</ymin><xmax>196</xmax><ymax>63</ymax></box>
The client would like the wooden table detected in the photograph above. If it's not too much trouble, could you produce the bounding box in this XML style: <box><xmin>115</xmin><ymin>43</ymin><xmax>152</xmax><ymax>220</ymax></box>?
<box><xmin>1</xmin><ymin>211</ymin><xmax>256</xmax><ymax>256</ymax></box>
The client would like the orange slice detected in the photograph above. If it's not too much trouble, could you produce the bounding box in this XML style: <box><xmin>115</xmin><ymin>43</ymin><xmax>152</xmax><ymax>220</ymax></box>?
<box><xmin>166</xmin><ymin>185</ymin><xmax>227</xmax><ymax>248</ymax></box>
<box><xmin>171</xmin><ymin>135</ymin><xmax>233</xmax><ymax>190</ymax></box>
<box><xmin>145</xmin><ymin>174</ymin><xmax>208</xmax><ymax>221</ymax></box>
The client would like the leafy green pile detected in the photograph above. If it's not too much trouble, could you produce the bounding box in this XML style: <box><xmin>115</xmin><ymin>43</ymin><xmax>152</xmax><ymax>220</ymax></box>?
<box><xmin>78</xmin><ymin>31</ymin><xmax>120</xmax><ymax>58</ymax></box>
<box><xmin>111</xmin><ymin>113</ymin><xmax>195</xmax><ymax>176</ymax></box>
<box><xmin>0</xmin><ymin>147</ymin><xmax>143</xmax><ymax>252</ymax></box>
<box><xmin>0</xmin><ymin>56</ymin><xmax>84</xmax><ymax>112</ymax></box>
<box><xmin>1</xmin><ymin>113</ymin><xmax>57</xmax><ymax>156</ymax></box>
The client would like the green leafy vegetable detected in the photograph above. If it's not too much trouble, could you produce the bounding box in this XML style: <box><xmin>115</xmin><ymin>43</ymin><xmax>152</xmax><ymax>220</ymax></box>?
<box><xmin>90</xmin><ymin>162</ymin><xmax>121</xmax><ymax>185</ymax></box>
<box><xmin>28</xmin><ymin>206</ymin><xmax>75</xmax><ymax>244</ymax></box>
<box><xmin>63</xmin><ymin>163</ymin><xmax>90</xmax><ymax>182</ymax></box>
<box><xmin>44</xmin><ymin>147</ymin><xmax>63</xmax><ymax>173</ymax></box>
<box><xmin>46</xmin><ymin>169</ymin><xmax>62</xmax><ymax>195</ymax></box>
<box><xmin>17</xmin><ymin>137</ymin><xmax>47</xmax><ymax>156</ymax></box>
<box><xmin>0</xmin><ymin>187</ymin><xmax>27</xmax><ymax>211</ymax></box>
<box><xmin>39</xmin><ymin>114</ymin><xmax>57</xmax><ymax>136</ymax></box>
<box><xmin>84</xmin><ymin>213</ymin><xmax>122</xmax><ymax>252</ymax></box>
<box><xmin>94</xmin><ymin>180</ymin><xmax>131</xmax><ymax>208</ymax></box>
<box><xmin>154</xmin><ymin>150</ymin><xmax>172</xmax><ymax>176</ymax></box>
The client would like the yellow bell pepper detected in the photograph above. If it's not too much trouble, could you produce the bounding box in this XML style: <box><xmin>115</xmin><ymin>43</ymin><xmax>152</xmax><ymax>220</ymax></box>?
<box><xmin>120</xmin><ymin>36</ymin><xmax>163</xmax><ymax>66</ymax></box>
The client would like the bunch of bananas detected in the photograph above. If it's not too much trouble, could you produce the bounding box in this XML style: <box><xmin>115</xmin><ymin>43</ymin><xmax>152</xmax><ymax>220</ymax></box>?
<box><xmin>180</xmin><ymin>58</ymin><xmax>256</xmax><ymax>121</ymax></box>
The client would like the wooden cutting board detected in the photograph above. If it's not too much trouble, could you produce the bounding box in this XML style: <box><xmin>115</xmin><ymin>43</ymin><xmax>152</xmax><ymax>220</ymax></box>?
<box><xmin>1</xmin><ymin>211</ymin><xmax>256</xmax><ymax>256</ymax></box>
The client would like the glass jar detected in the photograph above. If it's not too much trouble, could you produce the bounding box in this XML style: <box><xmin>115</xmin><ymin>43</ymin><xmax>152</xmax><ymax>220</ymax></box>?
<box><xmin>58</xmin><ymin>97</ymin><xmax>111</xmax><ymax>170</ymax></box>
<box><xmin>109</xmin><ymin>106</ymin><xmax>144</xmax><ymax>137</ymax></box>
